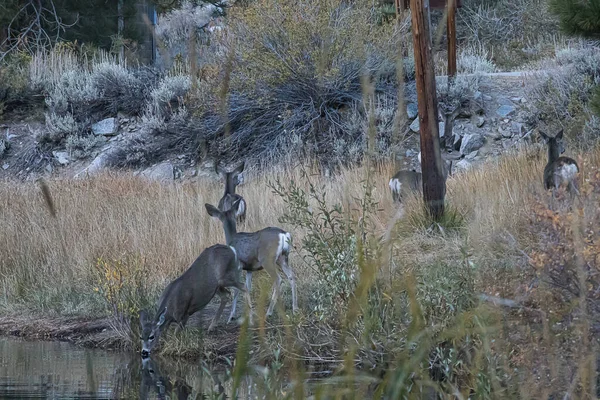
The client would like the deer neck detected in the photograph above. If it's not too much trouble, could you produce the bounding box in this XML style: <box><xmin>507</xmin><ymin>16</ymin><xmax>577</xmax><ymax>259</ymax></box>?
<box><xmin>224</xmin><ymin>174</ymin><xmax>236</xmax><ymax>196</ymax></box>
<box><xmin>548</xmin><ymin>140</ymin><xmax>560</xmax><ymax>163</ymax></box>
<box><xmin>223</xmin><ymin>217</ymin><xmax>238</xmax><ymax>245</ymax></box>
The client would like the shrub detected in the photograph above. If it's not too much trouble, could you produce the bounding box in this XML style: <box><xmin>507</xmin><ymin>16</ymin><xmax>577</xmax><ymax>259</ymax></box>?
<box><xmin>39</xmin><ymin>112</ymin><xmax>81</xmax><ymax>144</ymax></box>
<box><xmin>94</xmin><ymin>254</ymin><xmax>156</xmax><ymax>342</ymax></box>
<box><xmin>45</xmin><ymin>69</ymin><xmax>96</xmax><ymax>115</ymax></box>
<box><xmin>148</xmin><ymin>75</ymin><xmax>191</xmax><ymax>119</ymax></box>
<box><xmin>0</xmin><ymin>52</ymin><xmax>34</xmax><ymax>114</ymax></box>
<box><xmin>269</xmin><ymin>169</ymin><xmax>379</xmax><ymax>320</ymax></box>
<box><xmin>65</xmin><ymin>134</ymin><xmax>102</xmax><ymax>160</ymax></box>
<box><xmin>457</xmin><ymin>45</ymin><xmax>497</xmax><ymax>74</ymax></box>
<box><xmin>89</xmin><ymin>62</ymin><xmax>147</xmax><ymax>115</ymax></box>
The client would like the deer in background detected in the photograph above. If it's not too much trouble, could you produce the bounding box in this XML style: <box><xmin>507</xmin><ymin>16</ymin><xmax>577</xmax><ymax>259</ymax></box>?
<box><xmin>389</xmin><ymin>154</ymin><xmax>453</xmax><ymax>203</ymax></box>
<box><xmin>539</xmin><ymin>128</ymin><xmax>579</xmax><ymax>199</ymax></box>
<box><xmin>216</xmin><ymin>161</ymin><xmax>247</xmax><ymax>225</ymax></box>
<box><xmin>139</xmin><ymin>244</ymin><xmax>251</xmax><ymax>358</ymax></box>
<box><xmin>205</xmin><ymin>198</ymin><xmax>297</xmax><ymax>322</ymax></box>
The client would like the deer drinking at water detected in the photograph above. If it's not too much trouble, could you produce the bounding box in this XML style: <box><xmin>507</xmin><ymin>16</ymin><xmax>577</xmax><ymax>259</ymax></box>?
<box><xmin>205</xmin><ymin>198</ymin><xmax>297</xmax><ymax>322</ymax></box>
<box><xmin>139</xmin><ymin>244</ymin><xmax>251</xmax><ymax>357</ymax></box>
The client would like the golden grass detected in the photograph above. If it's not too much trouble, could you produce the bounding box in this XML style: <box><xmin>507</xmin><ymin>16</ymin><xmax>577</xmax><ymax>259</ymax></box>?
<box><xmin>1</xmin><ymin>146</ymin><xmax>598</xmax><ymax>312</ymax></box>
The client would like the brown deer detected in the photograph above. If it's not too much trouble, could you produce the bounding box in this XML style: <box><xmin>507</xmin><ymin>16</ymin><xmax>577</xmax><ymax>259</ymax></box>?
<box><xmin>216</xmin><ymin>161</ymin><xmax>247</xmax><ymax>225</ymax></box>
<box><xmin>139</xmin><ymin>244</ymin><xmax>251</xmax><ymax>357</ymax></box>
<box><xmin>205</xmin><ymin>198</ymin><xmax>297</xmax><ymax>322</ymax></box>
<box><xmin>540</xmin><ymin>128</ymin><xmax>579</xmax><ymax>199</ymax></box>
<box><xmin>389</xmin><ymin>156</ymin><xmax>453</xmax><ymax>203</ymax></box>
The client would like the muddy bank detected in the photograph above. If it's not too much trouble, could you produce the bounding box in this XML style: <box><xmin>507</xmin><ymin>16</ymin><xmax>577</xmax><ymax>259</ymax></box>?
<box><xmin>0</xmin><ymin>312</ymin><xmax>242</xmax><ymax>361</ymax></box>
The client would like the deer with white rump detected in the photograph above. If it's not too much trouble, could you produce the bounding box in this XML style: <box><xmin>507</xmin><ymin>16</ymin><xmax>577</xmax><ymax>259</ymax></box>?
<box><xmin>139</xmin><ymin>244</ymin><xmax>251</xmax><ymax>358</ymax></box>
<box><xmin>539</xmin><ymin>128</ymin><xmax>579</xmax><ymax>200</ymax></box>
<box><xmin>216</xmin><ymin>161</ymin><xmax>247</xmax><ymax>225</ymax></box>
<box><xmin>205</xmin><ymin>198</ymin><xmax>297</xmax><ymax>322</ymax></box>
<box><xmin>389</xmin><ymin>152</ymin><xmax>454</xmax><ymax>203</ymax></box>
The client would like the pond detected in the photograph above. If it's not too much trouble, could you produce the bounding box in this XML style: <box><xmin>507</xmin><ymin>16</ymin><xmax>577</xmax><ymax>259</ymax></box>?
<box><xmin>0</xmin><ymin>337</ymin><xmax>246</xmax><ymax>399</ymax></box>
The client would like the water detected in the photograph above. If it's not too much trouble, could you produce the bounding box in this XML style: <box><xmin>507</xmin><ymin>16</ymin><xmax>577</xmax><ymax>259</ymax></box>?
<box><xmin>0</xmin><ymin>337</ymin><xmax>233</xmax><ymax>399</ymax></box>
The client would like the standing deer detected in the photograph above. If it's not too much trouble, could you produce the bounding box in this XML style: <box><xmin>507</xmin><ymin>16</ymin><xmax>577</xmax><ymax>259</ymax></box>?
<box><xmin>540</xmin><ymin>128</ymin><xmax>579</xmax><ymax>198</ymax></box>
<box><xmin>389</xmin><ymin>156</ymin><xmax>453</xmax><ymax>203</ymax></box>
<box><xmin>139</xmin><ymin>244</ymin><xmax>251</xmax><ymax>357</ymax></box>
<box><xmin>205</xmin><ymin>198</ymin><xmax>297</xmax><ymax>322</ymax></box>
<box><xmin>216</xmin><ymin>161</ymin><xmax>247</xmax><ymax>225</ymax></box>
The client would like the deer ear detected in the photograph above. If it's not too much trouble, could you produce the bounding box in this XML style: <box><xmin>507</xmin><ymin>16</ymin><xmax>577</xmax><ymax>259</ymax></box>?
<box><xmin>205</xmin><ymin>203</ymin><xmax>221</xmax><ymax>218</ymax></box>
<box><xmin>156</xmin><ymin>308</ymin><xmax>166</xmax><ymax>327</ymax></box>
<box><xmin>233</xmin><ymin>161</ymin><xmax>245</xmax><ymax>175</ymax></box>
<box><xmin>232</xmin><ymin>198</ymin><xmax>242</xmax><ymax>212</ymax></box>
<box><xmin>555</xmin><ymin>129</ymin><xmax>564</xmax><ymax>139</ymax></box>
<box><xmin>539</xmin><ymin>130</ymin><xmax>549</xmax><ymax>142</ymax></box>
<box><xmin>214</xmin><ymin>160</ymin><xmax>222</xmax><ymax>176</ymax></box>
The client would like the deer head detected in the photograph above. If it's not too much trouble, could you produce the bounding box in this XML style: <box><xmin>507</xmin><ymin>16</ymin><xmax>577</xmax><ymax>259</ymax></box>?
<box><xmin>139</xmin><ymin>308</ymin><xmax>168</xmax><ymax>358</ymax></box>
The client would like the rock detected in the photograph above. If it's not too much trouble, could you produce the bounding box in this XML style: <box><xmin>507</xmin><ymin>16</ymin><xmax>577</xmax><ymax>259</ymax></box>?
<box><xmin>500</xmin><ymin>127</ymin><xmax>512</xmax><ymax>139</ymax></box>
<box><xmin>496</xmin><ymin>105</ymin><xmax>516</xmax><ymax>118</ymax></box>
<box><xmin>405</xmin><ymin>149</ymin><xmax>418</xmax><ymax>158</ymax></box>
<box><xmin>2</xmin><ymin>163</ymin><xmax>9</xmax><ymax>170</ymax></box>
<box><xmin>474</xmin><ymin>91</ymin><xmax>482</xmax><ymax>101</ymax></box>
<box><xmin>92</xmin><ymin>118</ymin><xmax>118</xmax><ymax>136</ymax></box>
<box><xmin>465</xmin><ymin>150</ymin><xmax>478</xmax><ymax>160</ymax></box>
<box><xmin>460</xmin><ymin>133</ymin><xmax>485</xmax><ymax>155</ymax></box>
<box><xmin>511</xmin><ymin>122</ymin><xmax>524</xmax><ymax>136</ymax></box>
<box><xmin>454</xmin><ymin>159</ymin><xmax>472</xmax><ymax>172</ymax></box>
<box><xmin>409</xmin><ymin>118</ymin><xmax>420</xmax><ymax>133</ymax></box>
<box><xmin>45</xmin><ymin>164</ymin><xmax>53</xmax><ymax>173</ymax></box>
<box><xmin>141</xmin><ymin>162</ymin><xmax>174</xmax><ymax>183</ymax></box>
<box><xmin>52</xmin><ymin>151</ymin><xmax>70</xmax><ymax>165</ymax></box>
<box><xmin>74</xmin><ymin>149</ymin><xmax>112</xmax><ymax>178</ymax></box>
<box><xmin>476</xmin><ymin>116</ymin><xmax>485</xmax><ymax>128</ymax></box>
<box><xmin>438</xmin><ymin>121</ymin><xmax>445</xmax><ymax>138</ymax></box>
<box><xmin>483</xmin><ymin>94</ymin><xmax>492</xmax><ymax>101</ymax></box>
<box><xmin>406</xmin><ymin>103</ymin><xmax>418</xmax><ymax>119</ymax></box>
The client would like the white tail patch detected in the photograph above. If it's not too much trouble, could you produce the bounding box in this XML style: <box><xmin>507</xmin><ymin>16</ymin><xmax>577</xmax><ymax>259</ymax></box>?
<box><xmin>389</xmin><ymin>178</ymin><xmax>402</xmax><ymax>195</ymax></box>
<box><xmin>559</xmin><ymin>164</ymin><xmax>578</xmax><ymax>181</ymax></box>
<box><xmin>276</xmin><ymin>232</ymin><xmax>291</xmax><ymax>259</ymax></box>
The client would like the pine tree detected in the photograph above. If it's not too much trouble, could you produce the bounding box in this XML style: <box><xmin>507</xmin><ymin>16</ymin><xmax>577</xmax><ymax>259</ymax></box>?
<box><xmin>549</xmin><ymin>0</ymin><xmax>600</xmax><ymax>38</ymax></box>
<box><xmin>549</xmin><ymin>0</ymin><xmax>600</xmax><ymax>116</ymax></box>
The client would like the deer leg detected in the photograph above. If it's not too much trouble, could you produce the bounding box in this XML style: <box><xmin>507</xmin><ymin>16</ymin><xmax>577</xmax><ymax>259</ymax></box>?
<box><xmin>227</xmin><ymin>288</ymin><xmax>239</xmax><ymax>324</ymax></box>
<box><xmin>232</xmin><ymin>281</ymin><xmax>253</xmax><ymax>326</ymax></box>
<box><xmin>280</xmin><ymin>256</ymin><xmax>297</xmax><ymax>313</ymax></box>
<box><xmin>266</xmin><ymin>273</ymin><xmax>282</xmax><ymax>317</ymax></box>
<box><xmin>208</xmin><ymin>289</ymin><xmax>228</xmax><ymax>332</ymax></box>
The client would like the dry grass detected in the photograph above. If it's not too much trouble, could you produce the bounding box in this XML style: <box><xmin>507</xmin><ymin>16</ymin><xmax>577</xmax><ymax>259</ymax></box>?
<box><xmin>1</xmin><ymin>145</ymin><xmax>599</xmax><ymax>396</ymax></box>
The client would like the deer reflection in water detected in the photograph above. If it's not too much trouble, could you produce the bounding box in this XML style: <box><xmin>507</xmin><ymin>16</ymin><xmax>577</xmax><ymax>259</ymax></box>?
<box><xmin>140</xmin><ymin>356</ymin><xmax>192</xmax><ymax>400</ymax></box>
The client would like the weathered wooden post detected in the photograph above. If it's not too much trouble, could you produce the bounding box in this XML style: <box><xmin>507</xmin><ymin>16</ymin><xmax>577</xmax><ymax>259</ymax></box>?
<box><xmin>410</xmin><ymin>0</ymin><xmax>446</xmax><ymax>219</ymax></box>
<box><xmin>447</xmin><ymin>0</ymin><xmax>457</xmax><ymax>79</ymax></box>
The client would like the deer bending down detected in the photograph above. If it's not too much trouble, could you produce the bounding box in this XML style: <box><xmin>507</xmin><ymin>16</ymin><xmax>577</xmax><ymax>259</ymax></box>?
<box><xmin>540</xmin><ymin>129</ymin><xmax>579</xmax><ymax>199</ymax></box>
<box><xmin>389</xmin><ymin>157</ymin><xmax>453</xmax><ymax>203</ymax></box>
<box><xmin>139</xmin><ymin>244</ymin><xmax>251</xmax><ymax>357</ymax></box>
<box><xmin>205</xmin><ymin>198</ymin><xmax>297</xmax><ymax>322</ymax></box>
<box><xmin>216</xmin><ymin>161</ymin><xmax>247</xmax><ymax>225</ymax></box>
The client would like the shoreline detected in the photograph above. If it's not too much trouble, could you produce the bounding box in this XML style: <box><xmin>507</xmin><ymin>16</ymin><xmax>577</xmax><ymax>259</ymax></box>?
<box><xmin>0</xmin><ymin>312</ymin><xmax>242</xmax><ymax>361</ymax></box>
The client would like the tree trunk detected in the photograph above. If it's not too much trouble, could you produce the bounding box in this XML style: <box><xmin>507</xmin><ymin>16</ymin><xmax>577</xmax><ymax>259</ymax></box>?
<box><xmin>410</xmin><ymin>0</ymin><xmax>446</xmax><ymax>219</ymax></box>
<box><xmin>118</xmin><ymin>0</ymin><xmax>124</xmax><ymax>60</ymax></box>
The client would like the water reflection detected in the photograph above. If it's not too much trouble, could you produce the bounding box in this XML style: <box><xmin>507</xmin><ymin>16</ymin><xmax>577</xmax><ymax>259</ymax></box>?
<box><xmin>140</xmin><ymin>356</ymin><xmax>193</xmax><ymax>400</ymax></box>
<box><xmin>0</xmin><ymin>337</ymin><xmax>232</xmax><ymax>399</ymax></box>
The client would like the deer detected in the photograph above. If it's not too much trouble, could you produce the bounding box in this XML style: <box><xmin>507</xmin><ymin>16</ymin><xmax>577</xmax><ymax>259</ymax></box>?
<box><xmin>389</xmin><ymin>155</ymin><xmax>453</xmax><ymax>203</ymax></box>
<box><xmin>215</xmin><ymin>161</ymin><xmax>247</xmax><ymax>225</ymax></box>
<box><xmin>139</xmin><ymin>244</ymin><xmax>251</xmax><ymax>358</ymax></box>
<box><xmin>539</xmin><ymin>128</ymin><xmax>579</xmax><ymax>199</ymax></box>
<box><xmin>205</xmin><ymin>198</ymin><xmax>297</xmax><ymax>322</ymax></box>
